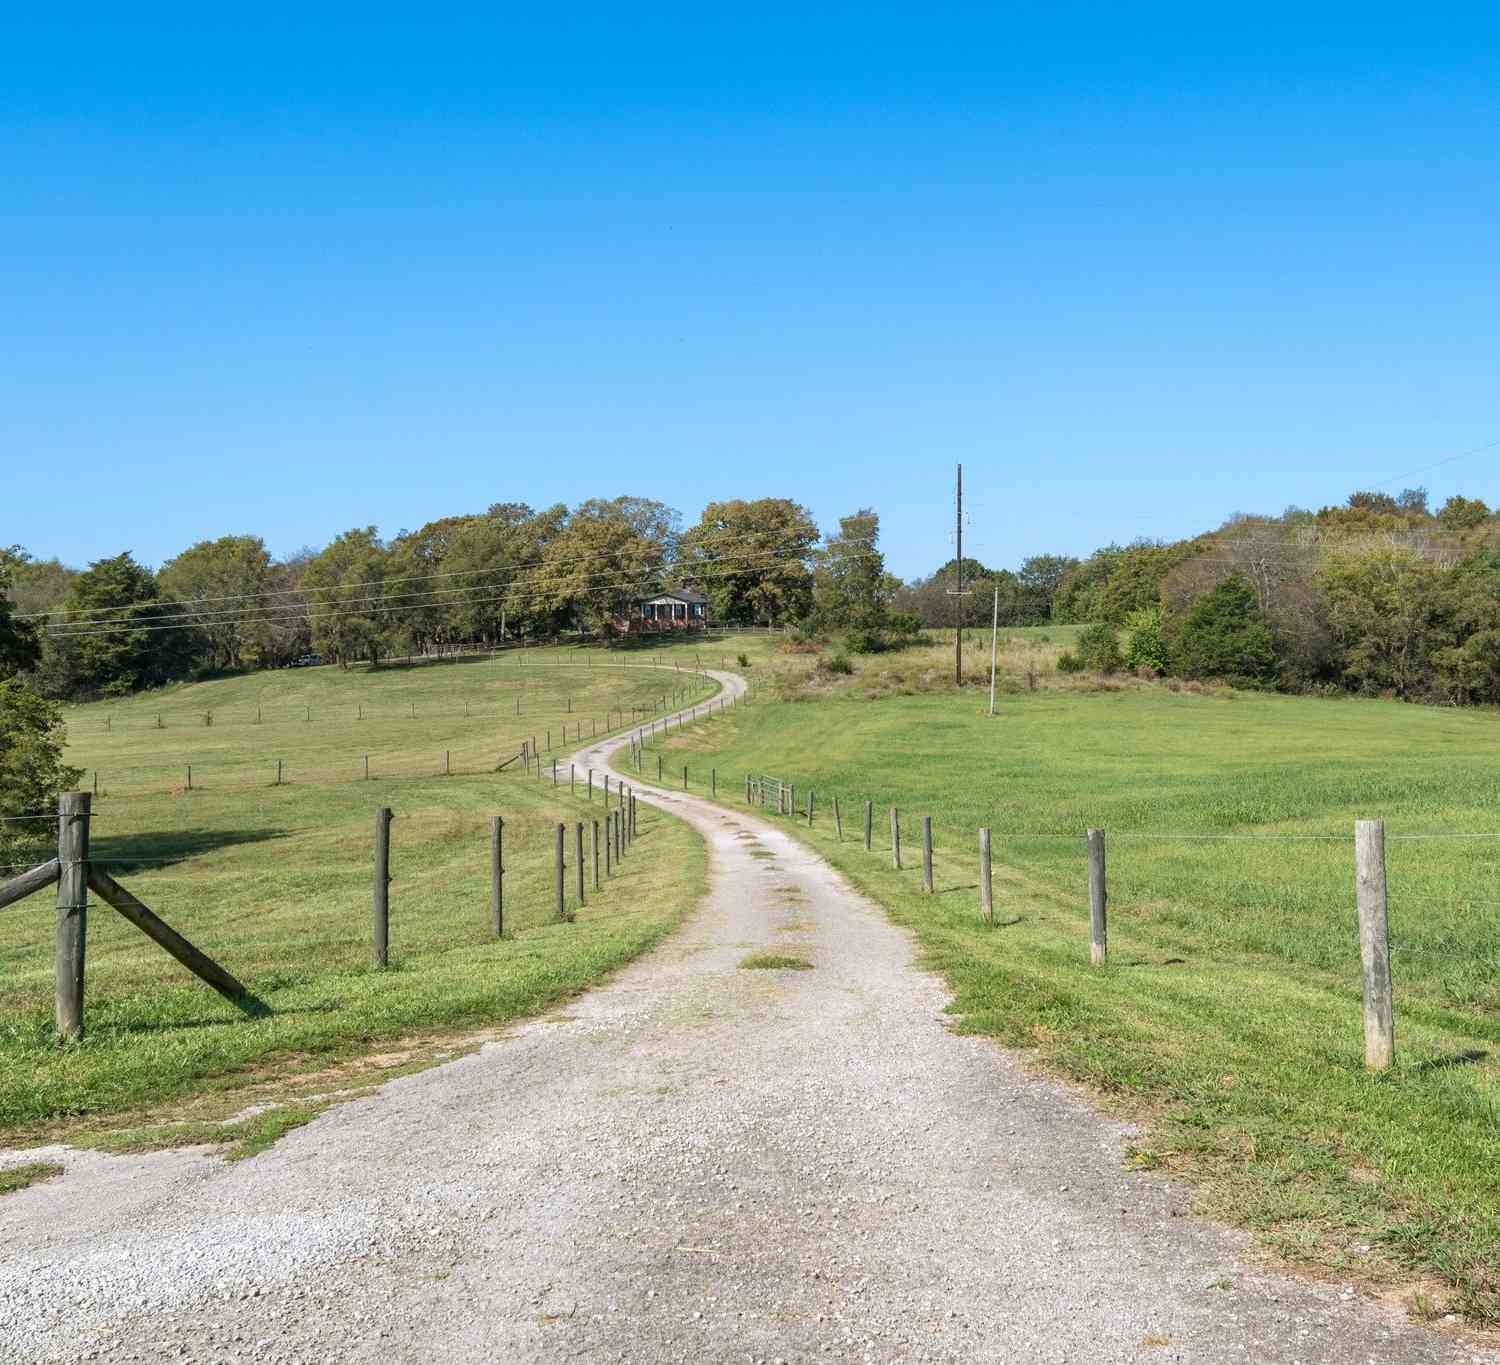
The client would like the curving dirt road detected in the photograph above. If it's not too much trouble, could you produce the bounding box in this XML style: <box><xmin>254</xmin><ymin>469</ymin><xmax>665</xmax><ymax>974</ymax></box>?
<box><xmin>0</xmin><ymin>668</ymin><xmax>1493</xmax><ymax>1363</ymax></box>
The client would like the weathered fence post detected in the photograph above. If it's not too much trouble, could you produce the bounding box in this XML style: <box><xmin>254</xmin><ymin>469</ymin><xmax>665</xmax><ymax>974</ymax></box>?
<box><xmin>833</xmin><ymin>796</ymin><xmax>843</xmax><ymax>842</ymax></box>
<box><xmin>554</xmin><ymin>823</ymin><xmax>566</xmax><ymax>919</ymax></box>
<box><xmin>922</xmin><ymin>816</ymin><xmax>934</xmax><ymax>893</ymax></box>
<box><xmin>55</xmin><ymin>791</ymin><xmax>90</xmax><ymax>1041</ymax></box>
<box><xmin>276</xmin><ymin>759</ymin><xmax>283</xmax><ymax>785</ymax></box>
<box><xmin>604</xmin><ymin>813</ymin><xmax>612</xmax><ymax>875</ymax></box>
<box><xmin>1356</xmin><ymin>818</ymin><xmax>1394</xmax><ymax>1070</ymax></box>
<box><xmin>373</xmin><ymin>807</ymin><xmax>392</xmax><ymax>968</ymax></box>
<box><xmin>711</xmin><ymin>767</ymin><xmax>717</xmax><ymax>798</ymax></box>
<box><xmin>1087</xmin><ymin>828</ymin><xmax>1107</xmax><ymax>965</ymax></box>
<box><xmin>864</xmin><ymin>800</ymin><xmax>873</xmax><ymax>851</ymax></box>
<box><xmin>186</xmin><ymin>764</ymin><xmax>192</xmax><ymax>791</ymax></box>
<box><xmin>604</xmin><ymin>774</ymin><xmax>610</xmax><ymax>808</ymax></box>
<box><xmin>364</xmin><ymin>755</ymin><xmax>369</xmax><ymax>781</ymax></box>
<box><xmin>570</xmin><ymin>763</ymin><xmax>575</xmax><ymax>795</ymax></box>
<box><xmin>445</xmin><ymin>750</ymin><xmax>451</xmax><ymax>776</ymax></box>
<box><xmin>588</xmin><ymin>770</ymin><xmax>593</xmax><ymax>801</ymax></box>
<box><xmin>552</xmin><ymin>759</ymin><xmax>558</xmax><ymax>787</ymax></box>
<box><xmin>574</xmin><ymin>822</ymin><xmax>586</xmax><ymax>907</ymax></box>
<box><xmin>592</xmin><ymin>819</ymin><xmax>601</xmax><ymax>890</ymax></box>
<box><xmin>979</xmin><ymin>827</ymin><xmax>993</xmax><ymax>921</ymax></box>
<box><xmin>490</xmin><ymin>815</ymin><xmax>504</xmax><ymax>937</ymax></box>
<box><xmin>683</xmin><ymin>764</ymin><xmax>689</xmax><ymax>791</ymax></box>
<box><xmin>657</xmin><ymin>754</ymin><xmax>663</xmax><ymax>782</ymax></box>
<box><xmin>630</xmin><ymin>793</ymin><xmax>637</xmax><ymax>840</ymax></box>
<box><xmin>890</xmin><ymin>808</ymin><xmax>901</xmax><ymax>870</ymax></box>
<box><xmin>614</xmin><ymin>809</ymin><xmax>623</xmax><ymax>863</ymax></box>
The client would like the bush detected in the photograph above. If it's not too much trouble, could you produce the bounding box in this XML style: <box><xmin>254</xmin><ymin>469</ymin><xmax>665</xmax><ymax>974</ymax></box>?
<box><xmin>819</xmin><ymin>653</ymin><xmax>854</xmax><ymax>676</ymax></box>
<box><xmin>1172</xmin><ymin>576</ymin><xmax>1277</xmax><ymax>684</ymax></box>
<box><xmin>1123</xmin><ymin>605</ymin><xmax>1170</xmax><ymax>674</ymax></box>
<box><xmin>736</xmin><ymin>652</ymin><xmax>750</xmax><ymax>668</ymax></box>
<box><xmin>1056</xmin><ymin>652</ymin><xmax>1085</xmax><ymax>673</ymax></box>
<box><xmin>843</xmin><ymin>628</ymin><xmax>886</xmax><ymax>655</ymax></box>
<box><xmin>1075</xmin><ymin>622</ymin><xmax>1123</xmax><ymax>674</ymax></box>
<box><xmin>887</xmin><ymin>612</ymin><xmax>922</xmax><ymax>638</ymax></box>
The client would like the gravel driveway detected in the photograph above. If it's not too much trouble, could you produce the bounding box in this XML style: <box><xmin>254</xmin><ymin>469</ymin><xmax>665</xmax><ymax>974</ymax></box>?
<box><xmin>1</xmin><ymin>669</ymin><xmax>1493</xmax><ymax>1364</ymax></box>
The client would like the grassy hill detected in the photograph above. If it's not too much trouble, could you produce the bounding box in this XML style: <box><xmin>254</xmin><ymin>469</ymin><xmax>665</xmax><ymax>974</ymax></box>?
<box><xmin>0</xmin><ymin>648</ymin><xmax>715</xmax><ymax>1149</ymax></box>
<box><xmin>624</xmin><ymin>647</ymin><xmax>1500</xmax><ymax>1323</ymax></box>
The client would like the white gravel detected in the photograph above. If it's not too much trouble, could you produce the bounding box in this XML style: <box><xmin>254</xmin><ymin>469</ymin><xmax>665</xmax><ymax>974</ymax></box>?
<box><xmin>0</xmin><ymin>668</ymin><xmax>1494</xmax><ymax>1364</ymax></box>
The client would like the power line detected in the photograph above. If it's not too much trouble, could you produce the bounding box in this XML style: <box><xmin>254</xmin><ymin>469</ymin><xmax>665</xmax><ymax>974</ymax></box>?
<box><xmin>40</xmin><ymin>544</ymin><xmax>879</xmax><ymax>640</ymax></box>
<box><xmin>38</xmin><ymin>538</ymin><xmax>868</xmax><ymax>633</ymax></box>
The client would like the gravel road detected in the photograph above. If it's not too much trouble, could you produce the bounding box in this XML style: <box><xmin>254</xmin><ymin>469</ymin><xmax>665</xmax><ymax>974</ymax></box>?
<box><xmin>1</xmin><ymin>668</ymin><xmax>1493</xmax><ymax>1364</ymax></box>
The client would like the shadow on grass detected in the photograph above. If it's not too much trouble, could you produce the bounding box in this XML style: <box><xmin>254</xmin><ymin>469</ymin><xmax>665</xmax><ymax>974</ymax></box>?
<box><xmin>1414</xmin><ymin>1048</ymin><xmax>1489</xmax><ymax>1075</ymax></box>
<box><xmin>90</xmin><ymin>828</ymin><xmax>298</xmax><ymax>872</ymax></box>
<box><xmin>1118</xmin><ymin>957</ymin><xmax>1189</xmax><ymax>968</ymax></box>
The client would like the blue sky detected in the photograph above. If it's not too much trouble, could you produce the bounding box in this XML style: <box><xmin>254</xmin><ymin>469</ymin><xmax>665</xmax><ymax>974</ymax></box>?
<box><xmin>4</xmin><ymin>7</ymin><xmax>1499</xmax><ymax>579</ymax></box>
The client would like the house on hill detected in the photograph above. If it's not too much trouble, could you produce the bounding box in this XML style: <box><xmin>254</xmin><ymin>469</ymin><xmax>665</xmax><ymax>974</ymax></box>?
<box><xmin>625</xmin><ymin>588</ymin><xmax>710</xmax><ymax>633</ymax></box>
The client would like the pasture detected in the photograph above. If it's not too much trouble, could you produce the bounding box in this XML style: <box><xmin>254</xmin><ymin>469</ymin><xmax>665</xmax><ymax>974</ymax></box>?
<box><xmin>632</xmin><ymin>660</ymin><xmax>1500</xmax><ymax>1321</ymax></box>
<box><xmin>0</xmin><ymin>651</ymin><xmax>714</xmax><ymax>1148</ymax></box>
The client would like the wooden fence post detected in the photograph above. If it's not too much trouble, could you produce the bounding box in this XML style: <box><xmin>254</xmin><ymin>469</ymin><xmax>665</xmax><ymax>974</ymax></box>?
<box><xmin>833</xmin><ymin>796</ymin><xmax>843</xmax><ymax>842</ymax></box>
<box><xmin>630</xmin><ymin>793</ymin><xmax>637</xmax><ymax>840</ymax></box>
<box><xmin>604</xmin><ymin>813</ymin><xmax>612</xmax><ymax>875</ymax></box>
<box><xmin>588</xmin><ymin>770</ymin><xmax>593</xmax><ymax>801</ymax></box>
<box><xmin>979</xmin><ymin>827</ymin><xmax>993</xmax><ymax>921</ymax></box>
<box><xmin>683</xmin><ymin>764</ymin><xmax>688</xmax><ymax>791</ymax></box>
<box><xmin>1356</xmin><ymin>818</ymin><xmax>1394</xmax><ymax>1070</ymax></box>
<box><xmin>554</xmin><ymin>823</ymin><xmax>566</xmax><ymax>919</ymax></box>
<box><xmin>657</xmin><ymin>754</ymin><xmax>663</xmax><ymax>782</ymax></box>
<box><xmin>604</xmin><ymin>774</ymin><xmax>610</xmax><ymax>808</ymax></box>
<box><xmin>574</xmin><ymin>822</ymin><xmax>586</xmax><ymax>907</ymax></box>
<box><xmin>55</xmin><ymin>791</ymin><xmax>90</xmax><ymax>1041</ymax></box>
<box><xmin>373</xmin><ymin>807</ymin><xmax>392</xmax><ymax>968</ymax></box>
<box><xmin>445</xmin><ymin>750</ymin><xmax>450</xmax><ymax>776</ymax></box>
<box><xmin>1087</xmin><ymin>828</ymin><xmax>1107</xmax><ymax>965</ymax></box>
<box><xmin>592</xmin><ymin>819</ymin><xmax>601</xmax><ymax>890</ymax></box>
<box><xmin>490</xmin><ymin>816</ymin><xmax>503</xmax><ymax>937</ymax></box>
<box><xmin>864</xmin><ymin>800</ymin><xmax>873</xmax><ymax>851</ymax></box>
<box><xmin>711</xmin><ymin>767</ymin><xmax>716</xmax><ymax>798</ymax></box>
<box><xmin>186</xmin><ymin>764</ymin><xmax>192</xmax><ymax>791</ymax></box>
<box><xmin>570</xmin><ymin>763</ymin><xmax>575</xmax><ymax>795</ymax></box>
<box><xmin>890</xmin><ymin>808</ymin><xmax>901</xmax><ymax>870</ymax></box>
<box><xmin>615</xmin><ymin>809</ymin><xmax>623</xmax><ymax>863</ymax></box>
<box><xmin>807</xmin><ymin>791</ymin><xmax>815</xmax><ymax>827</ymax></box>
<box><xmin>922</xmin><ymin>816</ymin><xmax>934</xmax><ymax>893</ymax></box>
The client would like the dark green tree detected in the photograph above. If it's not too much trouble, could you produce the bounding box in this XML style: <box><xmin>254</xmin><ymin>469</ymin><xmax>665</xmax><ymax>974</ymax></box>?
<box><xmin>1170</xmin><ymin>575</ymin><xmax>1278</xmax><ymax>684</ymax></box>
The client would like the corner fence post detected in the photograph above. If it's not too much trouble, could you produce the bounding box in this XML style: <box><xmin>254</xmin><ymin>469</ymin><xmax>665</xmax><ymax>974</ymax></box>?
<box><xmin>373</xmin><ymin>807</ymin><xmax>392</xmax><ymax>968</ymax></box>
<box><xmin>922</xmin><ymin>816</ymin><xmax>934</xmax><ymax>892</ymax></box>
<box><xmin>55</xmin><ymin>791</ymin><xmax>91</xmax><ymax>1041</ymax></box>
<box><xmin>1356</xmin><ymin>819</ymin><xmax>1394</xmax><ymax>1070</ymax></box>
<box><xmin>490</xmin><ymin>815</ymin><xmax>504</xmax><ymax>938</ymax></box>
<box><xmin>1087</xmin><ymin>828</ymin><xmax>1107</xmax><ymax>965</ymax></box>
<box><xmin>890</xmin><ymin>808</ymin><xmax>901</xmax><ymax>870</ymax></box>
<box><xmin>979</xmin><ymin>827</ymin><xmax>993</xmax><ymax>921</ymax></box>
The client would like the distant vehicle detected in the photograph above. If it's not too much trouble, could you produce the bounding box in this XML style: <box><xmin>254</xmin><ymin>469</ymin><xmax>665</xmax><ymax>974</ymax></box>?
<box><xmin>291</xmin><ymin>654</ymin><xmax>322</xmax><ymax>668</ymax></box>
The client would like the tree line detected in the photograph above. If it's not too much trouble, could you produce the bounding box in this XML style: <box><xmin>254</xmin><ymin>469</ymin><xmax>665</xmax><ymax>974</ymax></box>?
<box><xmin>894</xmin><ymin>488</ymin><xmax>1500</xmax><ymax>705</ymax></box>
<box><xmin>2</xmin><ymin>496</ymin><xmax>901</xmax><ymax>702</ymax></box>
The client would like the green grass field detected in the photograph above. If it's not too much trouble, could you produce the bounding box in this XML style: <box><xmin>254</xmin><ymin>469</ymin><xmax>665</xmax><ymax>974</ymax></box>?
<box><xmin>621</xmin><ymin>653</ymin><xmax>1500</xmax><ymax>1323</ymax></box>
<box><xmin>0</xmin><ymin>648</ymin><xmax>714</xmax><ymax>1150</ymax></box>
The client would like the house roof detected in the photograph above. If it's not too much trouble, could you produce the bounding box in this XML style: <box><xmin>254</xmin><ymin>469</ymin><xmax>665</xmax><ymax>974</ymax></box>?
<box><xmin>638</xmin><ymin>587</ymin><xmax>709</xmax><ymax>605</ymax></box>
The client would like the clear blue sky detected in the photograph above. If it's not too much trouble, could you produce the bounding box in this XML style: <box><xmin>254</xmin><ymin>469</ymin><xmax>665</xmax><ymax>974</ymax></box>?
<box><xmin>5</xmin><ymin>7</ymin><xmax>1499</xmax><ymax>580</ymax></box>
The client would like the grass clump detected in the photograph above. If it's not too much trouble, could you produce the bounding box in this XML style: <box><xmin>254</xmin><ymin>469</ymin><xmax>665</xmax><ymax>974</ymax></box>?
<box><xmin>739</xmin><ymin>951</ymin><xmax>813</xmax><ymax>971</ymax></box>
<box><xmin>0</xmin><ymin>1161</ymin><xmax>64</xmax><ymax>1196</ymax></box>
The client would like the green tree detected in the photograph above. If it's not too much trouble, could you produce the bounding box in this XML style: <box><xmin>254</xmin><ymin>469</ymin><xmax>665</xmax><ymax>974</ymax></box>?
<box><xmin>1123</xmin><ymin>605</ymin><xmax>1169</xmax><ymax>673</ymax></box>
<box><xmin>302</xmin><ymin>529</ymin><xmax>390</xmax><ymax>668</ymax></box>
<box><xmin>0</xmin><ymin>680</ymin><xmax>82</xmax><ymax>867</ymax></box>
<box><xmin>0</xmin><ymin>554</ymin><xmax>41</xmax><ymax>678</ymax></box>
<box><xmin>1051</xmin><ymin>547</ymin><xmax>1123</xmax><ymax>623</ymax></box>
<box><xmin>677</xmin><ymin>498</ymin><xmax>817</xmax><ymax>626</ymax></box>
<box><xmin>1016</xmin><ymin>554</ymin><xmax>1077</xmax><ymax>624</ymax></box>
<box><xmin>1170</xmin><ymin>575</ymin><xmax>1279</xmax><ymax>684</ymax></box>
<box><xmin>37</xmin><ymin>553</ymin><xmax>201</xmax><ymax>698</ymax></box>
<box><xmin>1438</xmin><ymin>495</ymin><xmax>1491</xmax><ymax>532</ymax></box>
<box><xmin>813</xmin><ymin>510</ymin><xmax>890</xmax><ymax>631</ymax></box>
<box><xmin>538</xmin><ymin>499</ymin><xmax>678</xmax><ymax>636</ymax></box>
<box><xmin>1318</xmin><ymin>547</ymin><xmax>1451</xmax><ymax>698</ymax></box>
<box><xmin>157</xmin><ymin>535</ymin><xmax>273</xmax><ymax>671</ymax></box>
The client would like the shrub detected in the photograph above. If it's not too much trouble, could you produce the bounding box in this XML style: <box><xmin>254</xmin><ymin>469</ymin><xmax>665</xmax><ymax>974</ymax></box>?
<box><xmin>736</xmin><ymin>652</ymin><xmax>750</xmax><ymax>668</ymax></box>
<box><xmin>1056</xmin><ymin>652</ymin><xmax>1085</xmax><ymax>673</ymax></box>
<box><xmin>1172</xmin><ymin>576</ymin><xmax>1277</xmax><ymax>684</ymax></box>
<box><xmin>819</xmin><ymin>654</ymin><xmax>854</xmax><ymax>676</ymax></box>
<box><xmin>1075</xmin><ymin>622</ymin><xmax>1123</xmax><ymax>674</ymax></box>
<box><xmin>887</xmin><ymin>612</ymin><xmax>922</xmax><ymax>639</ymax></box>
<box><xmin>1123</xmin><ymin>605</ymin><xmax>1170</xmax><ymax>674</ymax></box>
<box><xmin>844</xmin><ymin>628</ymin><xmax>886</xmax><ymax>655</ymax></box>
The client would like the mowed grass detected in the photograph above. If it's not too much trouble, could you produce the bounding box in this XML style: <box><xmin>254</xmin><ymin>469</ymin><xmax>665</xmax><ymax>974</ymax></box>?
<box><xmin>61</xmin><ymin>644</ymin><xmax>717</xmax><ymax>796</ymax></box>
<box><xmin>0</xmin><ymin>653</ymin><xmax>710</xmax><ymax>1149</ymax></box>
<box><xmin>626</xmin><ymin>671</ymin><xmax>1500</xmax><ymax>1322</ymax></box>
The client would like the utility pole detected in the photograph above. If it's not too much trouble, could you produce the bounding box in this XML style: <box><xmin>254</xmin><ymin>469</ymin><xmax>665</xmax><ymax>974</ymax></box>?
<box><xmin>946</xmin><ymin>463</ymin><xmax>972</xmax><ymax>686</ymax></box>
<box><xmin>956</xmin><ymin>462</ymin><xmax>963</xmax><ymax>685</ymax></box>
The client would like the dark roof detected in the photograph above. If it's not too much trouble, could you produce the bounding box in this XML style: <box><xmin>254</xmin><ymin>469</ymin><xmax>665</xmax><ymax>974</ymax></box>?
<box><xmin>638</xmin><ymin>587</ymin><xmax>709</xmax><ymax>605</ymax></box>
